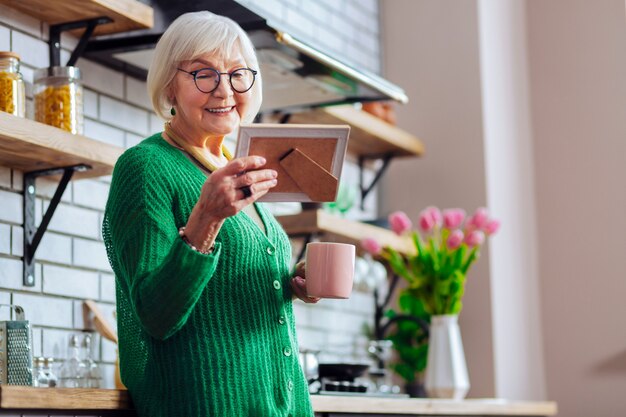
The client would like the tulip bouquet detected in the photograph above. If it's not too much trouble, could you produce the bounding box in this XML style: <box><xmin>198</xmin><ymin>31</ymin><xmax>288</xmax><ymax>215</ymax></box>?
<box><xmin>362</xmin><ymin>207</ymin><xmax>499</xmax><ymax>316</ymax></box>
<box><xmin>361</xmin><ymin>207</ymin><xmax>499</xmax><ymax>388</ymax></box>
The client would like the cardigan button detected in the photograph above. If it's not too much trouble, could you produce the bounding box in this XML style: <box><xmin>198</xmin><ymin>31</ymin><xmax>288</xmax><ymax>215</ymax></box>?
<box><xmin>266</xmin><ymin>246</ymin><xmax>274</xmax><ymax>255</ymax></box>
<box><xmin>283</xmin><ymin>347</ymin><xmax>292</xmax><ymax>357</ymax></box>
<box><xmin>278</xmin><ymin>315</ymin><xmax>286</xmax><ymax>325</ymax></box>
<box><xmin>273</xmin><ymin>280</ymin><xmax>281</xmax><ymax>290</ymax></box>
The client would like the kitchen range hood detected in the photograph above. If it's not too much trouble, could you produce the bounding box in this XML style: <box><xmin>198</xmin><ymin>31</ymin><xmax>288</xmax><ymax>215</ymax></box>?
<box><xmin>83</xmin><ymin>0</ymin><xmax>408</xmax><ymax>112</ymax></box>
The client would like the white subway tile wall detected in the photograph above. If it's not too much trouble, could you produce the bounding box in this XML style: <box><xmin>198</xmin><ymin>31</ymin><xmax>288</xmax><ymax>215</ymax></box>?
<box><xmin>83</xmin><ymin>119</ymin><xmax>126</xmax><ymax>148</ymax></box>
<box><xmin>235</xmin><ymin>0</ymin><xmax>380</xmax><ymax>72</ymax></box>
<box><xmin>0</xmin><ymin>4</ymin><xmax>41</xmax><ymax>38</ymax></box>
<box><xmin>36</xmin><ymin>177</ymin><xmax>73</xmax><ymax>202</ymax></box>
<box><xmin>0</xmin><ymin>223</ymin><xmax>10</xmax><ymax>254</ymax></box>
<box><xmin>98</xmin><ymin>96</ymin><xmax>149</xmax><ymax>136</ymax></box>
<box><xmin>42</xmin><ymin>265</ymin><xmax>100</xmax><ymax>299</ymax></box>
<box><xmin>0</xmin><ymin>1</ymin><xmax>380</xmax><ymax>389</ymax></box>
<box><xmin>36</xmin><ymin>232</ymin><xmax>72</xmax><ymax>264</ymax></box>
<box><xmin>10</xmin><ymin>225</ymin><xmax>23</xmax><ymax>257</ymax></box>
<box><xmin>10</xmin><ymin>31</ymin><xmax>48</xmax><ymax>69</ymax></box>
<box><xmin>0</xmin><ymin>167</ymin><xmax>10</xmax><ymax>188</ymax></box>
<box><xmin>124</xmin><ymin>76</ymin><xmax>152</xmax><ymax>110</ymax></box>
<box><xmin>0</xmin><ymin>26</ymin><xmax>10</xmax><ymax>51</ymax></box>
<box><xmin>0</xmin><ymin>257</ymin><xmax>41</xmax><ymax>292</ymax></box>
<box><xmin>0</xmin><ymin>189</ymin><xmax>22</xmax><ymax>224</ymax></box>
<box><xmin>99</xmin><ymin>273</ymin><xmax>116</xmax><ymax>303</ymax></box>
<box><xmin>83</xmin><ymin>89</ymin><xmax>99</xmax><ymax>119</ymax></box>
<box><xmin>0</xmin><ymin>257</ymin><xmax>42</xmax><ymax>293</ymax></box>
<box><xmin>44</xmin><ymin>203</ymin><xmax>100</xmax><ymax>239</ymax></box>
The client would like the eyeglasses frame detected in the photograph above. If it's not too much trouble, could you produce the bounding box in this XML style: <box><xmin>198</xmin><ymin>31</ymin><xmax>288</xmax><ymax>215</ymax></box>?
<box><xmin>176</xmin><ymin>67</ymin><xmax>258</xmax><ymax>94</ymax></box>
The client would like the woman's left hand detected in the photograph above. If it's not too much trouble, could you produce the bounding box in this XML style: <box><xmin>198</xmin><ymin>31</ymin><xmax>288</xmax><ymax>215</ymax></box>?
<box><xmin>290</xmin><ymin>261</ymin><xmax>320</xmax><ymax>304</ymax></box>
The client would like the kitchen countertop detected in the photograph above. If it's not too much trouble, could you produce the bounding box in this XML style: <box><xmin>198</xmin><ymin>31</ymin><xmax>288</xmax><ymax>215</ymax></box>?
<box><xmin>0</xmin><ymin>387</ymin><xmax>557</xmax><ymax>416</ymax></box>
<box><xmin>310</xmin><ymin>394</ymin><xmax>558</xmax><ymax>416</ymax></box>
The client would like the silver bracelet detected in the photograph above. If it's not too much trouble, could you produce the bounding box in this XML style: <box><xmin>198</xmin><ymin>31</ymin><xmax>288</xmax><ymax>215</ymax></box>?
<box><xmin>179</xmin><ymin>226</ymin><xmax>214</xmax><ymax>254</ymax></box>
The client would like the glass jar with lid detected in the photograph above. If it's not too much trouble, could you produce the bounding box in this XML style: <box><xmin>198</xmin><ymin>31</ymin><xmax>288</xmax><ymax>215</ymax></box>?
<box><xmin>34</xmin><ymin>66</ymin><xmax>83</xmax><ymax>134</ymax></box>
<box><xmin>0</xmin><ymin>51</ymin><xmax>26</xmax><ymax>117</ymax></box>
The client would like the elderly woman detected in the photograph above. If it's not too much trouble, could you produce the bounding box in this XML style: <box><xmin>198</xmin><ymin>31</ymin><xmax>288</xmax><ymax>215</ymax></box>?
<box><xmin>103</xmin><ymin>11</ymin><xmax>317</xmax><ymax>417</ymax></box>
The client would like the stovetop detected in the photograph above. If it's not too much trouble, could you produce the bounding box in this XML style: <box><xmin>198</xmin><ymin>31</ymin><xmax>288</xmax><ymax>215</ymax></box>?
<box><xmin>315</xmin><ymin>379</ymin><xmax>409</xmax><ymax>398</ymax></box>
<box><xmin>316</xmin><ymin>391</ymin><xmax>409</xmax><ymax>398</ymax></box>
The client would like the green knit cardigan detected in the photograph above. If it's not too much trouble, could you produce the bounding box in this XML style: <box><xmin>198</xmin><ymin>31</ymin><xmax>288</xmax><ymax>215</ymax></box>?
<box><xmin>103</xmin><ymin>133</ymin><xmax>313</xmax><ymax>417</ymax></box>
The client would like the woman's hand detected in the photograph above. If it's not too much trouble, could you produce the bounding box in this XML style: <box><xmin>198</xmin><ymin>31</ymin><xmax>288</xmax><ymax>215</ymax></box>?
<box><xmin>290</xmin><ymin>261</ymin><xmax>320</xmax><ymax>304</ymax></box>
<box><xmin>184</xmin><ymin>156</ymin><xmax>278</xmax><ymax>251</ymax></box>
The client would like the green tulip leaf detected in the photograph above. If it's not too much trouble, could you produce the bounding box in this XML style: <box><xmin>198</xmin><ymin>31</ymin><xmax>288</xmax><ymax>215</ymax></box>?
<box><xmin>416</xmin><ymin>343</ymin><xmax>429</xmax><ymax>372</ymax></box>
<box><xmin>453</xmin><ymin>245</ymin><xmax>467</xmax><ymax>270</ymax></box>
<box><xmin>436</xmin><ymin>280</ymin><xmax>451</xmax><ymax>296</ymax></box>
<box><xmin>462</xmin><ymin>247</ymin><xmax>479</xmax><ymax>274</ymax></box>
<box><xmin>399</xmin><ymin>292</ymin><xmax>415</xmax><ymax>312</ymax></box>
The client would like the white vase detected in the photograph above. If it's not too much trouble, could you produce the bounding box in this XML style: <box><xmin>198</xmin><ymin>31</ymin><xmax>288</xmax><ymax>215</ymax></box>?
<box><xmin>424</xmin><ymin>314</ymin><xmax>470</xmax><ymax>400</ymax></box>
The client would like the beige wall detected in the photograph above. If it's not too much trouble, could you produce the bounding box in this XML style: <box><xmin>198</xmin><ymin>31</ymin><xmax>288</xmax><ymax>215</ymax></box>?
<box><xmin>379</xmin><ymin>0</ymin><xmax>495</xmax><ymax>398</ymax></box>
<box><xmin>381</xmin><ymin>0</ymin><xmax>626</xmax><ymax>413</ymax></box>
<box><xmin>528</xmin><ymin>0</ymin><xmax>626</xmax><ymax>415</ymax></box>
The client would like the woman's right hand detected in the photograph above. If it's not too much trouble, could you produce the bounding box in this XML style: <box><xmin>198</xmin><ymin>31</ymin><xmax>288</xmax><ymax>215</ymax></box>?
<box><xmin>183</xmin><ymin>156</ymin><xmax>278</xmax><ymax>251</ymax></box>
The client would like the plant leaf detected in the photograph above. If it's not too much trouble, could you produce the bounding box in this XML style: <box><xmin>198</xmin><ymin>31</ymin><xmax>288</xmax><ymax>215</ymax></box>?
<box><xmin>462</xmin><ymin>247</ymin><xmax>479</xmax><ymax>274</ymax></box>
<box><xmin>384</xmin><ymin>309</ymin><xmax>397</xmax><ymax>319</ymax></box>
<box><xmin>416</xmin><ymin>343</ymin><xmax>429</xmax><ymax>372</ymax></box>
<box><xmin>428</xmin><ymin>236</ymin><xmax>440</xmax><ymax>272</ymax></box>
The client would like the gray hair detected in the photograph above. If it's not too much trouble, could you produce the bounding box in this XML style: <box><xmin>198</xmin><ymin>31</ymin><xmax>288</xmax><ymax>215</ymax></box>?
<box><xmin>147</xmin><ymin>11</ymin><xmax>262</xmax><ymax>123</ymax></box>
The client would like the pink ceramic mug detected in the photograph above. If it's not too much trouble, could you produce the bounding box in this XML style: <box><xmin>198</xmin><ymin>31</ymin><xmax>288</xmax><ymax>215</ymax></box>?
<box><xmin>305</xmin><ymin>242</ymin><xmax>355</xmax><ymax>299</ymax></box>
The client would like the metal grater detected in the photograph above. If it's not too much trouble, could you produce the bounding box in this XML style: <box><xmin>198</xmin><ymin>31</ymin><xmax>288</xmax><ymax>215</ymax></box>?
<box><xmin>0</xmin><ymin>304</ymin><xmax>33</xmax><ymax>386</ymax></box>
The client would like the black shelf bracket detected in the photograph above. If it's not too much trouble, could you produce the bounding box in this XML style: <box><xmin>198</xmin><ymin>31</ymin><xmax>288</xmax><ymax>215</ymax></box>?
<box><xmin>358</xmin><ymin>153</ymin><xmax>393</xmax><ymax>210</ymax></box>
<box><xmin>49</xmin><ymin>16</ymin><xmax>113</xmax><ymax>67</ymax></box>
<box><xmin>295</xmin><ymin>233</ymin><xmax>313</xmax><ymax>264</ymax></box>
<box><xmin>23</xmin><ymin>164</ymin><xmax>91</xmax><ymax>287</ymax></box>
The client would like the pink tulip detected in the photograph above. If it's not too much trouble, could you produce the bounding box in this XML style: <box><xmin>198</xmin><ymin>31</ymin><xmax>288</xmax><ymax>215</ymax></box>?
<box><xmin>446</xmin><ymin>230</ymin><xmax>464</xmax><ymax>250</ymax></box>
<box><xmin>361</xmin><ymin>237</ymin><xmax>382</xmax><ymax>256</ymax></box>
<box><xmin>464</xmin><ymin>230</ymin><xmax>485</xmax><ymax>248</ymax></box>
<box><xmin>443</xmin><ymin>208</ymin><xmax>466</xmax><ymax>229</ymax></box>
<box><xmin>426</xmin><ymin>206</ymin><xmax>443</xmax><ymax>228</ymax></box>
<box><xmin>467</xmin><ymin>207</ymin><xmax>489</xmax><ymax>229</ymax></box>
<box><xmin>419</xmin><ymin>206</ymin><xmax>442</xmax><ymax>232</ymax></box>
<box><xmin>388</xmin><ymin>211</ymin><xmax>412</xmax><ymax>235</ymax></box>
<box><xmin>484</xmin><ymin>219</ymin><xmax>500</xmax><ymax>235</ymax></box>
<box><xmin>418</xmin><ymin>209</ymin><xmax>435</xmax><ymax>232</ymax></box>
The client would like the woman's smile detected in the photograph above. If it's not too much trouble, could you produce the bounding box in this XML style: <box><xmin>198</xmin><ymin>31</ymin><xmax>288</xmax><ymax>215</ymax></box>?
<box><xmin>205</xmin><ymin>105</ymin><xmax>235</xmax><ymax>114</ymax></box>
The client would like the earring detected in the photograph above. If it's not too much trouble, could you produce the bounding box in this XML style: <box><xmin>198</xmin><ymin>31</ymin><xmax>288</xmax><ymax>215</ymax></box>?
<box><xmin>170</xmin><ymin>107</ymin><xmax>176</xmax><ymax>116</ymax></box>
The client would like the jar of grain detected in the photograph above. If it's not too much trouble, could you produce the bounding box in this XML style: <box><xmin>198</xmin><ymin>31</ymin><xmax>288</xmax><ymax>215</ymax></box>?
<box><xmin>34</xmin><ymin>66</ymin><xmax>83</xmax><ymax>134</ymax></box>
<box><xmin>0</xmin><ymin>51</ymin><xmax>25</xmax><ymax>117</ymax></box>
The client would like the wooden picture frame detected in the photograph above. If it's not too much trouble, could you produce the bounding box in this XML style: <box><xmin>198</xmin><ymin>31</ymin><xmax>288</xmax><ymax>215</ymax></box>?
<box><xmin>235</xmin><ymin>123</ymin><xmax>350</xmax><ymax>202</ymax></box>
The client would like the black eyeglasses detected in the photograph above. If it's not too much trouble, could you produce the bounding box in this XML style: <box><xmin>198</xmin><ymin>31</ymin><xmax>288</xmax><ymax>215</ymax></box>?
<box><xmin>176</xmin><ymin>67</ymin><xmax>258</xmax><ymax>94</ymax></box>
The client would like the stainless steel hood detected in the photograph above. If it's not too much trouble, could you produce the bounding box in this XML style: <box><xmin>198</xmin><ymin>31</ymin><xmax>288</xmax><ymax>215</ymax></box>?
<box><xmin>83</xmin><ymin>0</ymin><xmax>408</xmax><ymax>112</ymax></box>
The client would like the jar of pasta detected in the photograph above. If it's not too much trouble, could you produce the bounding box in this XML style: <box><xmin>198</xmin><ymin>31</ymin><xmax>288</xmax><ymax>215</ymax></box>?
<box><xmin>34</xmin><ymin>66</ymin><xmax>83</xmax><ymax>134</ymax></box>
<box><xmin>0</xmin><ymin>51</ymin><xmax>25</xmax><ymax>117</ymax></box>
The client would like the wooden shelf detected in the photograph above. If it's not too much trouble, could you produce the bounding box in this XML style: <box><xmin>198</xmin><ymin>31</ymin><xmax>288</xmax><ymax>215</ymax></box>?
<box><xmin>276</xmin><ymin>209</ymin><xmax>415</xmax><ymax>255</ymax></box>
<box><xmin>287</xmin><ymin>105</ymin><xmax>425</xmax><ymax>159</ymax></box>
<box><xmin>311</xmin><ymin>395</ymin><xmax>557</xmax><ymax>416</ymax></box>
<box><xmin>0</xmin><ymin>386</ymin><xmax>133</xmax><ymax>411</ymax></box>
<box><xmin>0</xmin><ymin>0</ymin><xmax>153</xmax><ymax>35</ymax></box>
<box><xmin>0</xmin><ymin>112</ymin><xmax>123</xmax><ymax>179</ymax></box>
